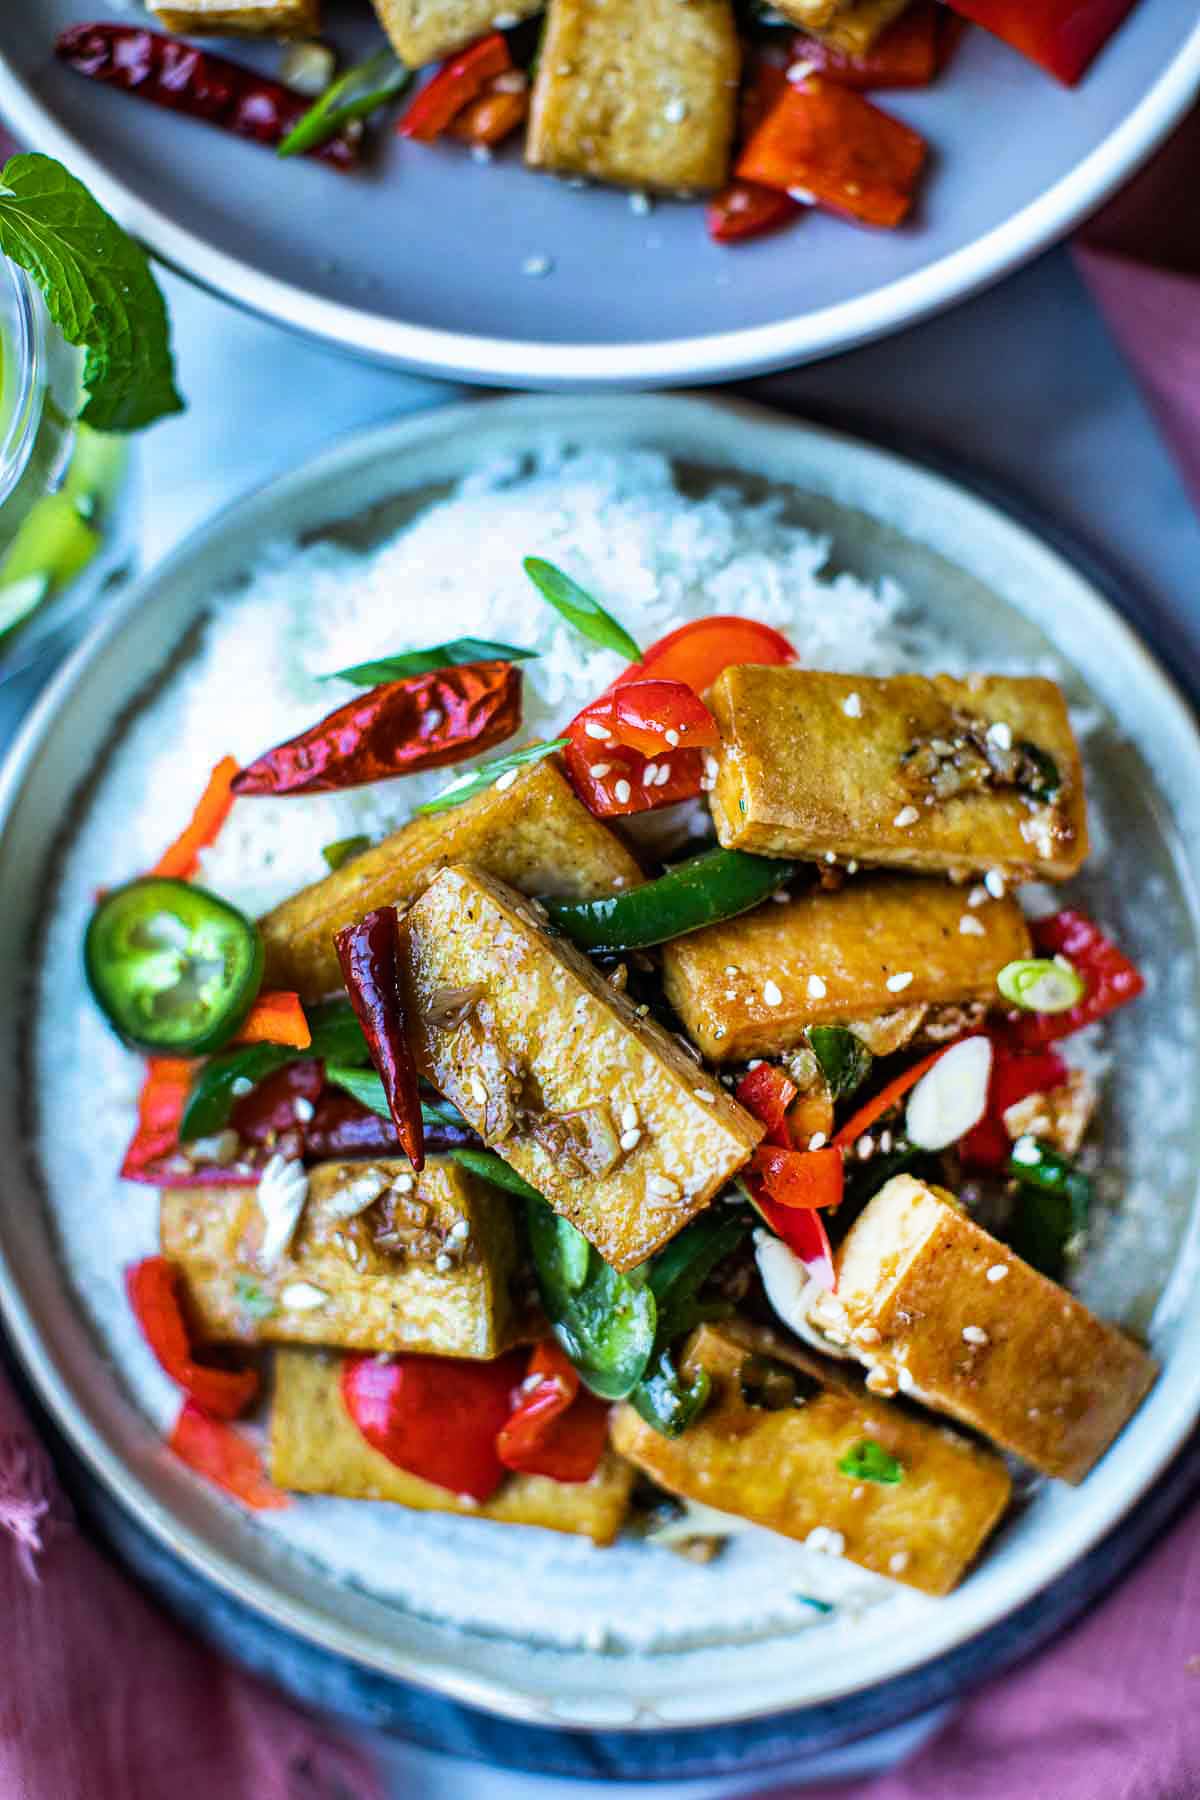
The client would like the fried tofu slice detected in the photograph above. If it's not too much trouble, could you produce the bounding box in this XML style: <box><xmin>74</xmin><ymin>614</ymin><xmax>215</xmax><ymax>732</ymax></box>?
<box><xmin>810</xmin><ymin>1176</ymin><xmax>1157</xmax><ymax>1483</ymax></box>
<box><xmin>371</xmin><ymin>0</ymin><xmax>544</xmax><ymax>65</ymax></box>
<box><xmin>707</xmin><ymin>669</ymin><xmax>1089</xmax><ymax>882</ymax></box>
<box><xmin>611</xmin><ymin>1323</ymin><xmax>1011</xmax><ymax>1596</ymax></box>
<box><xmin>526</xmin><ymin>0</ymin><xmax>740</xmax><ymax>194</ymax></box>
<box><xmin>259</xmin><ymin>757</ymin><xmax>642</xmax><ymax>1002</ymax></box>
<box><xmin>270</xmin><ymin>1348</ymin><xmax>633</xmax><ymax>1543</ymax></box>
<box><xmin>398</xmin><ymin>866</ymin><xmax>761</xmax><ymax>1271</ymax></box>
<box><xmin>778</xmin><ymin>0</ymin><xmax>912</xmax><ymax>52</ymax></box>
<box><xmin>161</xmin><ymin>1157</ymin><xmax>524</xmax><ymax>1358</ymax></box>
<box><xmin>662</xmin><ymin>874</ymin><xmax>1030</xmax><ymax>1062</ymax></box>
<box><xmin>150</xmin><ymin>0</ymin><xmax>320</xmax><ymax>33</ymax></box>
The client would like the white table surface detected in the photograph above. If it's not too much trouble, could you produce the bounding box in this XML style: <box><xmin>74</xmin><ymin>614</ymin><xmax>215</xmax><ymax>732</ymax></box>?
<box><xmin>3</xmin><ymin>247</ymin><xmax>1199</xmax><ymax>1798</ymax></box>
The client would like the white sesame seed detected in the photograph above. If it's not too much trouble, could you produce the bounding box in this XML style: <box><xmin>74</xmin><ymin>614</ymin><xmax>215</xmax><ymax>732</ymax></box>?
<box><xmin>897</xmin><ymin>1366</ymin><xmax>916</xmax><ymax>1394</ymax></box>
<box><xmin>986</xmin><ymin>721</ymin><xmax>1013</xmax><ymax>751</ymax></box>
<box><xmin>230</xmin><ymin>1076</ymin><xmax>254</xmax><ymax>1098</ymax></box>
<box><xmin>619</xmin><ymin>1128</ymin><xmax>641</xmax><ymax>1152</ymax></box>
<box><xmin>984</xmin><ymin>868</ymin><xmax>1007</xmax><ymax>899</ymax></box>
<box><xmin>435</xmin><ymin>1252</ymin><xmax>453</xmax><ymax>1274</ymax></box>
<box><xmin>494</xmin><ymin>767</ymin><xmax>519</xmax><ymax>792</ymax></box>
<box><xmin>724</xmin><ymin>989</ymin><xmax>737</xmax><ymax>1001</ymax></box>
<box><xmin>448</xmin><ymin>1219</ymin><xmax>471</xmax><ymax>1242</ymax></box>
<box><xmin>648</xmin><ymin>1174</ymin><xmax>679</xmax><ymax>1198</ymax></box>
<box><xmin>663</xmin><ymin>97</ymin><xmax>687</xmax><ymax>123</ymax></box>
<box><xmin>842</xmin><ymin>691</ymin><xmax>863</xmax><ymax>718</ymax></box>
<box><xmin>614</xmin><ymin>779</ymin><xmax>632</xmax><ymax>805</ymax></box>
<box><xmin>888</xmin><ymin>1551</ymin><xmax>910</xmax><ymax>1574</ymax></box>
<box><xmin>959</xmin><ymin>915</ymin><xmax>986</xmax><ymax>936</ymax></box>
<box><xmin>1012</xmin><ymin>1134</ymin><xmax>1040</xmax><ymax>1165</ymax></box>
<box><xmin>584</xmin><ymin>719</ymin><xmax>610</xmax><ymax>740</ymax></box>
<box><xmin>806</xmin><ymin>974</ymin><xmax>827</xmax><ymax>999</ymax></box>
<box><xmin>279</xmin><ymin>1280</ymin><xmax>327</xmax><ymax>1311</ymax></box>
<box><xmin>664</xmin><ymin>728</ymin><xmax>679</xmax><ymax>746</ymax></box>
<box><xmin>824</xmin><ymin>851</ymin><xmax>837</xmax><ymax>864</ymax></box>
<box><xmin>639</xmin><ymin>763</ymin><xmax>657</xmax><ymax>786</ymax></box>
<box><xmin>878</xmin><ymin>1130</ymin><xmax>893</xmax><ymax>1154</ymax></box>
<box><xmin>469</xmin><ymin>1074</ymin><xmax>489</xmax><ymax>1108</ymax></box>
<box><xmin>588</xmin><ymin>763</ymin><xmax>611</xmax><ymax>778</ymax></box>
<box><xmin>853</xmin><ymin>1323</ymin><xmax>880</xmax><ymax>1344</ymax></box>
<box><xmin>522</xmin><ymin>253</ymin><xmax>553</xmax><ymax>278</ymax></box>
<box><xmin>856</xmin><ymin>1135</ymin><xmax>875</xmax><ymax>1159</ymax></box>
<box><xmin>725</xmin><ymin>965</ymin><xmax>739</xmax><ymax>976</ymax></box>
<box><xmin>762</xmin><ymin>980</ymin><xmax>783</xmax><ymax>1007</ymax></box>
<box><xmin>771</xmin><ymin>890</ymin><xmax>790</xmax><ymax>903</ymax></box>
<box><xmin>655</xmin><ymin>763</ymin><xmax>672</xmax><ymax>786</ymax></box>
<box><xmin>694</xmin><ymin>1088</ymin><xmax>716</xmax><ymax>1103</ymax></box>
<box><xmin>620</xmin><ymin>1102</ymin><xmax>639</xmax><ymax>1132</ymax></box>
<box><xmin>292</xmin><ymin>1096</ymin><xmax>315</xmax><ymax>1122</ymax></box>
<box><xmin>967</xmin><ymin>885</ymin><xmax>989</xmax><ymax>908</ymax></box>
<box><xmin>893</xmin><ymin>805</ymin><xmax>920</xmax><ymax>828</ymax></box>
<box><xmin>807</xmin><ymin>1131</ymin><xmax>827</xmax><ymax>1151</ymax></box>
<box><xmin>492</xmin><ymin>9</ymin><xmax>519</xmax><ymax>25</ymax></box>
<box><xmin>393</xmin><ymin>1173</ymin><xmax>414</xmax><ymax>1193</ymax></box>
<box><xmin>470</xmin><ymin>143</ymin><xmax>493</xmax><ymax>163</ymax></box>
<box><xmin>190</xmin><ymin>1129</ymin><xmax>240</xmax><ymax>1166</ymax></box>
<box><xmin>962</xmin><ymin>1325</ymin><xmax>989</xmax><ymax>1346</ymax></box>
<box><xmin>847</xmin><ymin>860</ymin><xmax>859</xmax><ymax>874</ymax></box>
<box><xmin>805</xmin><ymin>1526</ymin><xmax>845</xmax><ymax>1557</ymax></box>
<box><xmin>986</xmin><ymin>1262</ymin><xmax>1009</xmax><ymax>1283</ymax></box>
<box><xmin>886</xmin><ymin>971</ymin><xmax>914</xmax><ymax>992</ymax></box>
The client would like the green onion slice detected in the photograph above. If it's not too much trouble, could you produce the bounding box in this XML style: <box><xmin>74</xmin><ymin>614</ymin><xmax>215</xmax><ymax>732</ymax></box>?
<box><xmin>324</xmin><ymin>638</ymin><xmax>537</xmax><ymax>686</ymax></box>
<box><xmin>522</xmin><ymin>556</ymin><xmax>642</xmax><ymax>662</ymax></box>
<box><xmin>278</xmin><ymin>48</ymin><xmax>411</xmax><ymax>158</ymax></box>
<box><xmin>416</xmin><ymin>738</ymin><xmax>568</xmax><ymax>815</ymax></box>
<box><xmin>837</xmin><ymin>1439</ymin><xmax>903</xmax><ymax>1485</ymax></box>
<box><xmin>997</xmin><ymin>957</ymin><xmax>1085</xmax><ymax>1014</ymax></box>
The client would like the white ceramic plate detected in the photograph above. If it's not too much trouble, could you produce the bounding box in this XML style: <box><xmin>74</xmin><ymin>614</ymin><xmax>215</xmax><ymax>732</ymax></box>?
<box><xmin>1</xmin><ymin>8</ymin><xmax>1198</xmax><ymax>384</ymax></box>
<box><xmin>3</xmin><ymin>394</ymin><xmax>1200</xmax><ymax>1732</ymax></box>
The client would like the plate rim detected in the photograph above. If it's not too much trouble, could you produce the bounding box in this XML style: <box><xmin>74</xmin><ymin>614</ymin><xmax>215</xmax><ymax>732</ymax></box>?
<box><xmin>3</xmin><ymin>390</ymin><xmax>1200</xmax><ymax>1730</ymax></box>
<box><xmin>0</xmin><ymin>29</ymin><xmax>1199</xmax><ymax>386</ymax></box>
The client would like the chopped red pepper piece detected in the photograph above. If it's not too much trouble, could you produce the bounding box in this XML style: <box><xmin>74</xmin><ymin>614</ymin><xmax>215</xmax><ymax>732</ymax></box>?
<box><xmin>610</xmin><ymin>615</ymin><xmax>797</xmax><ymax>698</ymax></box>
<box><xmin>832</xmin><ymin>1042</ymin><xmax>953</xmax><ymax>1149</ymax></box>
<box><xmin>169</xmin><ymin>1400</ymin><xmax>289</xmax><ymax>1511</ymax></box>
<box><xmin>398</xmin><ymin>33</ymin><xmax>512</xmax><ymax>141</ymax></box>
<box><xmin>149</xmin><ymin>755</ymin><xmax>239</xmax><ymax>882</ymax></box>
<box><xmin>737</xmin><ymin>76</ymin><xmax>927</xmax><ymax>229</ymax></box>
<box><xmin>335</xmin><ymin>908</ymin><xmax>425</xmax><ymax>1171</ymax></box>
<box><xmin>959</xmin><ymin>1040</ymin><xmax>1069</xmax><ymax>1171</ymax></box>
<box><xmin>450</xmin><ymin>83</ymin><xmax>528</xmax><ymax>147</ymax></box>
<box><xmin>56</xmin><ymin>26</ymin><xmax>360</xmax><ymax>167</ymax></box>
<box><xmin>1003</xmin><ymin>910</ymin><xmax>1144</xmax><ymax>1050</ymax></box>
<box><xmin>708</xmin><ymin>179</ymin><xmax>803</xmax><ymax>244</ymax></box>
<box><xmin>735</xmin><ymin>1062</ymin><xmax>799</xmax><ymax>1148</ymax></box>
<box><xmin>232</xmin><ymin>990</ymin><xmax>311</xmax><ymax>1050</ymax></box>
<box><xmin>232</xmin><ymin>660</ymin><xmax>522</xmax><ymax>797</ymax></box>
<box><xmin>750</xmin><ymin>1144</ymin><xmax>845</xmax><ymax>1211</ymax></box>
<box><xmin>231</xmin><ymin>1060</ymin><xmax>325</xmax><ymax>1148</ymax></box>
<box><xmin>121</xmin><ymin>1059</ymin><xmax>256</xmax><ymax>1187</ymax></box>
<box><xmin>608</xmin><ymin>680</ymin><xmax>721</xmax><ymax>759</ymax></box>
<box><xmin>341</xmin><ymin>1350</ymin><xmax>524</xmax><ymax>1502</ymax></box>
<box><xmin>126</xmin><ymin>1257</ymin><xmax>259</xmax><ymax>1419</ymax></box>
<box><xmin>497</xmin><ymin>1342</ymin><xmax>610</xmax><ymax>1484</ymax></box>
<box><xmin>791</xmin><ymin>3</ymin><xmax>941</xmax><ymax>89</ymax></box>
<box><xmin>944</xmin><ymin>0</ymin><xmax>1136</xmax><ymax>85</ymax></box>
<box><xmin>754</xmin><ymin>1189</ymin><xmax>837</xmax><ymax>1291</ymax></box>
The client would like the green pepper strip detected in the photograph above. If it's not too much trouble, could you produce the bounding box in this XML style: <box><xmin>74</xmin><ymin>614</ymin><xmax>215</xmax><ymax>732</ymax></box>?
<box><xmin>544</xmin><ymin>847</ymin><xmax>797</xmax><ymax>955</ymax></box>
<box><xmin>278</xmin><ymin>49</ymin><xmax>412</xmax><ymax>158</ymax></box>
<box><xmin>630</xmin><ymin>1208</ymin><xmax>750</xmax><ymax>1438</ymax></box>
<box><xmin>1006</xmin><ymin>1137</ymin><xmax>1093</xmax><ymax>1281</ymax></box>
<box><xmin>806</xmin><ymin>1025</ymin><xmax>873</xmax><ymax>1102</ymax></box>
<box><xmin>180</xmin><ymin>998</ymin><xmax>370</xmax><ymax>1141</ymax></box>
<box><xmin>524</xmin><ymin>1195</ymin><xmax>656</xmax><ymax>1401</ymax></box>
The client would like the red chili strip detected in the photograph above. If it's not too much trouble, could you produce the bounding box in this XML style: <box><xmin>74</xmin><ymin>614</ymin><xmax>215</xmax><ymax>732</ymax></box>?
<box><xmin>1002</xmin><ymin>909</ymin><xmax>1144</xmax><ymax>1050</ymax></box>
<box><xmin>753</xmin><ymin>1189</ymin><xmax>837</xmax><ymax>1291</ymax></box>
<box><xmin>735</xmin><ymin>1062</ymin><xmax>799</xmax><ymax>1148</ymax></box>
<box><xmin>831</xmin><ymin>1042</ymin><xmax>952</xmax><ymax>1149</ymax></box>
<box><xmin>148</xmin><ymin>755</ymin><xmax>239</xmax><ymax>882</ymax></box>
<box><xmin>121</xmin><ymin>1058</ymin><xmax>258</xmax><ymax>1188</ymax></box>
<box><xmin>750</xmin><ymin>1144</ymin><xmax>844</xmax><ymax>1211</ymax></box>
<box><xmin>232</xmin><ymin>660</ymin><xmax>521</xmax><ymax>797</ymax></box>
<box><xmin>126</xmin><ymin>1257</ymin><xmax>259</xmax><ymax>1419</ymax></box>
<box><xmin>708</xmin><ymin>179</ymin><xmax>803</xmax><ymax>243</ymax></box>
<box><xmin>335</xmin><ymin>908</ymin><xmax>425</xmax><ymax>1171</ymax></box>
<box><xmin>959</xmin><ymin>1041</ymin><xmax>1069</xmax><ymax>1171</ymax></box>
<box><xmin>737</xmin><ymin>75</ymin><xmax>927</xmax><ymax>229</ymax></box>
<box><xmin>56</xmin><ymin>25</ymin><xmax>360</xmax><ymax>167</ymax></box>
<box><xmin>169</xmin><ymin>1401</ymin><xmax>290</xmax><ymax>1511</ymax></box>
<box><xmin>497</xmin><ymin>1341</ymin><xmax>610</xmax><ymax>1484</ymax></box>
<box><xmin>398</xmin><ymin>32</ymin><xmax>512</xmax><ymax>141</ymax></box>
<box><xmin>341</xmin><ymin>1350</ymin><xmax>524</xmax><ymax>1502</ymax></box>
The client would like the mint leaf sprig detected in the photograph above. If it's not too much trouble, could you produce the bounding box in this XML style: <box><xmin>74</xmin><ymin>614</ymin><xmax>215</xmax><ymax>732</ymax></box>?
<box><xmin>0</xmin><ymin>153</ymin><xmax>183</xmax><ymax>433</ymax></box>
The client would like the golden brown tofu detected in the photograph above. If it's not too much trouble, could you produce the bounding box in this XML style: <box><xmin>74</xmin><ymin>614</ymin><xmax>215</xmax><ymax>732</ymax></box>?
<box><xmin>161</xmin><ymin>1157</ymin><xmax>524</xmax><ymax>1358</ymax></box>
<box><xmin>764</xmin><ymin>0</ymin><xmax>844</xmax><ymax>25</ymax></box>
<box><xmin>399</xmin><ymin>866</ymin><xmax>761</xmax><ymax>1271</ymax></box>
<box><xmin>708</xmin><ymin>669</ymin><xmax>1089</xmax><ymax>882</ymax></box>
<box><xmin>259</xmin><ymin>757</ymin><xmax>642</xmax><ymax>1002</ymax></box>
<box><xmin>611</xmin><ymin>1323</ymin><xmax>1011</xmax><ymax>1596</ymax></box>
<box><xmin>270</xmin><ymin>1348</ymin><xmax>633</xmax><ymax>1544</ymax></box>
<box><xmin>812</xmin><ymin>1176</ymin><xmax>1157</xmax><ymax>1483</ymax></box>
<box><xmin>662</xmin><ymin>874</ymin><xmax>1031</xmax><ymax>1062</ymax></box>
<box><xmin>150</xmin><ymin>0</ymin><xmax>320</xmax><ymax>32</ymax></box>
<box><xmin>779</xmin><ymin>0</ymin><xmax>912</xmax><ymax>52</ymax></box>
<box><xmin>371</xmin><ymin>0</ymin><xmax>543</xmax><ymax>65</ymax></box>
<box><xmin>526</xmin><ymin>0</ymin><xmax>740</xmax><ymax>194</ymax></box>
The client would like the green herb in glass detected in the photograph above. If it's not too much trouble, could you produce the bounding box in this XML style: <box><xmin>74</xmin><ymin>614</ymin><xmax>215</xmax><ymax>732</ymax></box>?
<box><xmin>523</xmin><ymin>556</ymin><xmax>642</xmax><ymax>661</ymax></box>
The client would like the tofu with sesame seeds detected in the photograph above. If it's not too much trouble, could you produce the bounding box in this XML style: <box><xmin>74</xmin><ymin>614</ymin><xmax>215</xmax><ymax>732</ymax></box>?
<box><xmin>259</xmin><ymin>756</ymin><xmax>642</xmax><ymax>1003</ymax></box>
<box><xmin>811</xmin><ymin>1175</ymin><xmax>1157</xmax><ymax>1482</ymax></box>
<box><xmin>397</xmin><ymin>865</ymin><xmax>762</xmax><ymax>1271</ymax></box>
<box><xmin>270</xmin><ymin>1348</ymin><xmax>634</xmax><ymax>1542</ymax></box>
<box><xmin>610</xmin><ymin>1322</ymin><xmax>1011</xmax><ymax>1596</ymax></box>
<box><xmin>525</xmin><ymin>0</ymin><xmax>740</xmax><ymax>194</ymax></box>
<box><xmin>707</xmin><ymin>669</ymin><xmax>1089</xmax><ymax>882</ymax></box>
<box><xmin>776</xmin><ymin>0</ymin><xmax>913</xmax><ymax>53</ymax></box>
<box><xmin>370</xmin><ymin>0</ymin><xmax>543</xmax><ymax>66</ymax></box>
<box><xmin>662</xmin><ymin>874</ymin><xmax>1031</xmax><ymax>1062</ymax></box>
<box><xmin>150</xmin><ymin>0</ymin><xmax>320</xmax><ymax>33</ymax></box>
<box><xmin>161</xmin><ymin>1157</ymin><xmax>527</xmax><ymax>1358</ymax></box>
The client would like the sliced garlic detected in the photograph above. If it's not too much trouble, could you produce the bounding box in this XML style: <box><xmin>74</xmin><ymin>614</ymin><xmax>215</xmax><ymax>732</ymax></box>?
<box><xmin>256</xmin><ymin>1154</ymin><xmax>308</xmax><ymax>1266</ymax></box>
<box><xmin>753</xmin><ymin>1230</ymin><xmax>851</xmax><ymax>1355</ymax></box>
<box><xmin>905</xmin><ymin>1035</ymin><xmax>993</xmax><ymax>1152</ymax></box>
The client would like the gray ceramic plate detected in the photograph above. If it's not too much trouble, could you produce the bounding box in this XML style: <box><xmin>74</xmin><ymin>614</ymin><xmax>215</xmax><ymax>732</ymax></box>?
<box><xmin>3</xmin><ymin>394</ymin><xmax>1200</xmax><ymax>1736</ymax></box>
<box><xmin>1</xmin><ymin>7</ymin><xmax>1199</xmax><ymax>384</ymax></box>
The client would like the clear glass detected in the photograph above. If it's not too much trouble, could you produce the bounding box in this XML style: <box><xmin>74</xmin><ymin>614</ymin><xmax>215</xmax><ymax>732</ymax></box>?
<box><xmin>0</xmin><ymin>259</ymin><xmax>137</xmax><ymax>682</ymax></box>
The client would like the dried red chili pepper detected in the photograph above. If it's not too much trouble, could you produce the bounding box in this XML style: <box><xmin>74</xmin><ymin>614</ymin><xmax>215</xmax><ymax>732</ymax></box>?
<box><xmin>126</xmin><ymin>1257</ymin><xmax>259</xmax><ymax>1419</ymax></box>
<box><xmin>335</xmin><ymin>909</ymin><xmax>425</xmax><ymax>1171</ymax></box>
<box><xmin>232</xmin><ymin>661</ymin><xmax>522</xmax><ymax>797</ymax></box>
<box><xmin>735</xmin><ymin>1062</ymin><xmax>799</xmax><ymax>1148</ymax></box>
<box><xmin>708</xmin><ymin>179</ymin><xmax>803</xmax><ymax>244</ymax></box>
<box><xmin>55</xmin><ymin>25</ymin><xmax>361</xmax><ymax>168</ymax></box>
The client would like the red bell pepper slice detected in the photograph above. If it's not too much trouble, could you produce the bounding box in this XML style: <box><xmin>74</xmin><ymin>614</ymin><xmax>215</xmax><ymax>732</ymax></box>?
<box><xmin>169</xmin><ymin>1400</ymin><xmax>289</xmax><ymax>1511</ymax></box>
<box><xmin>754</xmin><ymin>1189</ymin><xmax>837</xmax><ymax>1291</ymax></box>
<box><xmin>791</xmin><ymin>2</ymin><xmax>941</xmax><ymax>89</ymax></box>
<box><xmin>341</xmin><ymin>1350</ymin><xmax>524</xmax><ymax>1502</ymax></box>
<box><xmin>737</xmin><ymin>76</ymin><xmax>927</xmax><ymax>229</ymax></box>
<box><xmin>562</xmin><ymin>727</ymin><xmax>705</xmax><ymax>819</ymax></box>
<box><xmin>450</xmin><ymin>83</ymin><xmax>528</xmax><ymax>147</ymax></box>
<box><xmin>126</xmin><ymin>1257</ymin><xmax>259</xmax><ymax>1419</ymax></box>
<box><xmin>1003</xmin><ymin>910</ymin><xmax>1144</xmax><ymax>1050</ymax></box>
<box><xmin>398</xmin><ymin>33</ymin><xmax>512</xmax><ymax>141</ymax></box>
<box><xmin>944</xmin><ymin>0</ymin><xmax>1137</xmax><ymax>85</ymax></box>
<box><xmin>959</xmin><ymin>1041</ymin><xmax>1069</xmax><ymax>1171</ymax></box>
<box><xmin>497</xmin><ymin>1342</ymin><xmax>610</xmax><ymax>1484</ymax></box>
<box><xmin>832</xmin><ymin>1042</ymin><xmax>952</xmax><ymax>1149</ymax></box>
<box><xmin>735</xmin><ymin>1062</ymin><xmax>799</xmax><ymax>1148</ymax></box>
<box><xmin>708</xmin><ymin>180</ymin><xmax>803</xmax><ymax>244</ymax></box>
<box><xmin>120</xmin><ymin>1059</ymin><xmax>257</xmax><ymax>1187</ymax></box>
<box><xmin>335</xmin><ymin>908</ymin><xmax>425</xmax><ymax>1172</ymax></box>
<box><xmin>148</xmin><ymin>755</ymin><xmax>239</xmax><ymax>881</ymax></box>
<box><xmin>608</xmin><ymin>680</ymin><xmax>720</xmax><ymax>758</ymax></box>
<box><xmin>232</xmin><ymin>990</ymin><xmax>311</xmax><ymax>1050</ymax></box>
<box><xmin>750</xmin><ymin>1144</ymin><xmax>845</xmax><ymax>1211</ymax></box>
<box><xmin>611</xmin><ymin>615</ymin><xmax>797</xmax><ymax>698</ymax></box>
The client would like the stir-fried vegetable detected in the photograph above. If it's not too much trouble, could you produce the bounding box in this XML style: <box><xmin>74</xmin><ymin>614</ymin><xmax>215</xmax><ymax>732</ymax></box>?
<box><xmin>232</xmin><ymin>660</ymin><xmax>522</xmax><ymax>796</ymax></box>
<box><xmin>497</xmin><ymin>1341</ymin><xmax>611</xmax><ymax>1483</ymax></box>
<box><xmin>398</xmin><ymin>32</ymin><xmax>512</xmax><ymax>142</ymax></box>
<box><xmin>416</xmin><ymin>738</ymin><xmax>569</xmax><ymax>815</ymax></box>
<box><xmin>148</xmin><ymin>755</ymin><xmax>239</xmax><ymax>881</ymax></box>
<box><xmin>1003</xmin><ymin>910</ymin><xmax>1143</xmax><ymax>1049</ymax></box>
<box><xmin>326</xmin><ymin>637</ymin><xmax>536</xmax><ymax>686</ymax></box>
<box><xmin>179</xmin><ymin>996</ymin><xmax>369</xmax><ymax>1141</ymax></box>
<box><xmin>449</xmin><ymin>1147</ymin><xmax>544</xmax><ymax>1202</ymax></box>
<box><xmin>86</xmin><ymin>877</ymin><xmax>264</xmax><ymax>1057</ymax></box>
<box><xmin>234</xmin><ymin>990</ymin><xmax>311</xmax><ymax>1049</ymax></box>
<box><xmin>959</xmin><ymin>1040</ymin><xmax>1069</xmax><ymax>1171</ymax></box>
<box><xmin>997</xmin><ymin>957</ymin><xmax>1085</xmax><ymax>1014</ymax></box>
<box><xmin>737</xmin><ymin>76</ymin><xmax>927</xmax><ymax>230</ymax></box>
<box><xmin>793</xmin><ymin>2</ymin><xmax>946</xmax><ymax>89</ymax></box>
<box><xmin>279</xmin><ymin>46</ymin><xmax>411</xmax><ymax>159</ymax></box>
<box><xmin>126</xmin><ymin>1256</ymin><xmax>258</xmax><ymax>1419</ymax></box>
<box><xmin>321</xmin><ymin>834</ymin><xmax>370</xmax><ymax>871</ymax></box>
<box><xmin>325</xmin><ymin>1065</ymin><xmax>468</xmax><ymax>1135</ymax></box>
<box><xmin>736</xmin><ymin>1062</ymin><xmax>798</xmax><ymax>1146</ymax></box>
<box><xmin>523</xmin><ymin>557</ymin><xmax>643</xmax><ymax>662</ymax></box>
<box><xmin>838</xmin><ymin>1439</ymin><xmax>904</xmax><ymax>1485</ymax></box>
<box><xmin>525</xmin><ymin>1197</ymin><xmax>657</xmax><ymax>1400</ymax></box>
<box><xmin>545</xmin><ymin>847</ymin><xmax>796</xmax><ymax>955</ymax></box>
<box><xmin>335</xmin><ymin>907</ymin><xmax>424</xmax><ymax>1170</ymax></box>
<box><xmin>340</xmin><ymin>1349</ymin><xmax>522</xmax><ymax>1502</ymax></box>
<box><xmin>1007</xmin><ymin>1135</ymin><xmax>1093</xmax><ymax>1280</ymax></box>
<box><xmin>169</xmin><ymin>1401</ymin><xmax>289</xmax><ymax>1511</ymax></box>
<box><xmin>945</xmin><ymin>0</ymin><xmax>1136</xmax><ymax>84</ymax></box>
<box><xmin>630</xmin><ymin>1208</ymin><xmax>749</xmax><ymax>1438</ymax></box>
<box><xmin>806</xmin><ymin>1026</ymin><xmax>873</xmax><ymax>1102</ymax></box>
<box><xmin>750</xmin><ymin>1144</ymin><xmax>844</xmax><ymax>1211</ymax></box>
